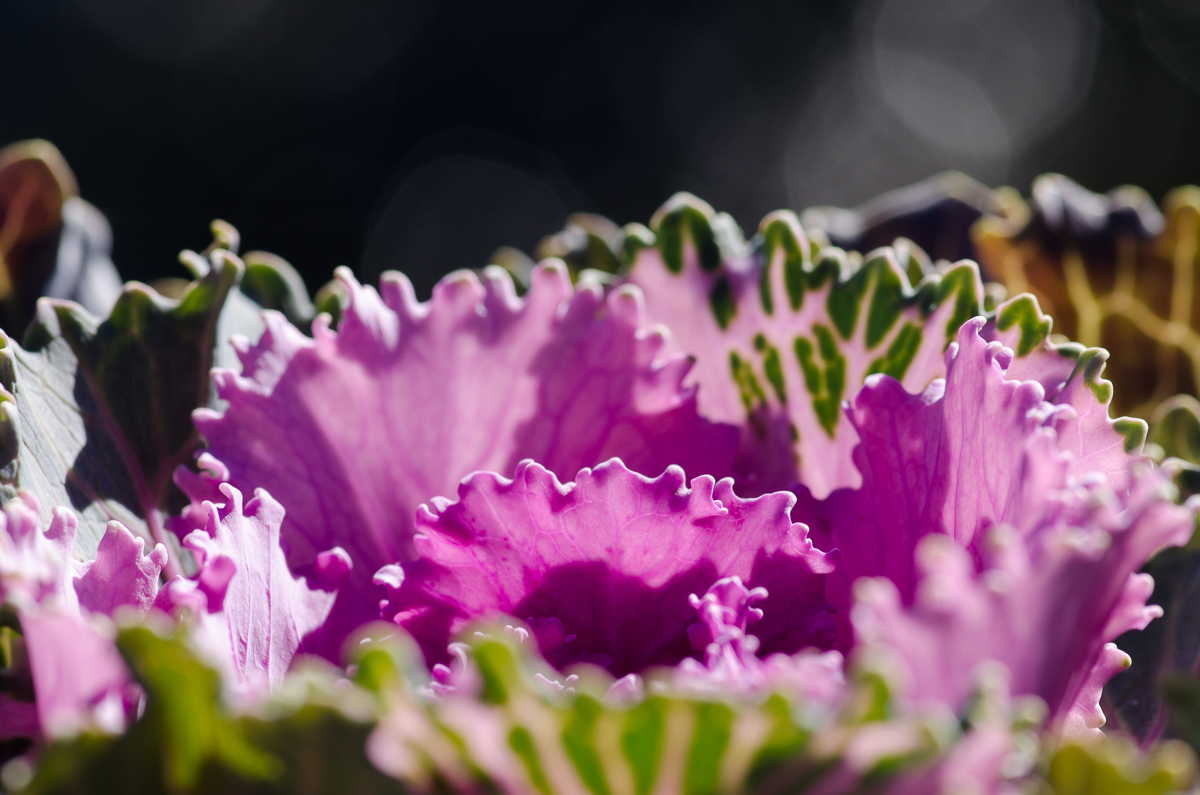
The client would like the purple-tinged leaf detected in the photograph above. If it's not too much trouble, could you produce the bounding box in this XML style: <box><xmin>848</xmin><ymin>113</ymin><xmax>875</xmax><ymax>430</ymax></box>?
<box><xmin>378</xmin><ymin>458</ymin><xmax>836</xmax><ymax>677</ymax></box>
<box><xmin>194</xmin><ymin>262</ymin><xmax>738</xmax><ymax>658</ymax></box>
<box><xmin>853</xmin><ymin>462</ymin><xmax>1188</xmax><ymax>735</ymax></box>
<box><xmin>794</xmin><ymin>319</ymin><xmax>1153</xmax><ymax>653</ymax></box>
<box><xmin>0</xmin><ymin>492</ymin><xmax>167</xmax><ymax>738</ymax></box>
<box><xmin>623</xmin><ymin>195</ymin><xmax>987</xmax><ymax>498</ymax></box>
<box><xmin>156</xmin><ymin>481</ymin><xmax>345</xmax><ymax>695</ymax></box>
<box><xmin>798</xmin><ymin>319</ymin><xmax>1193</xmax><ymax>731</ymax></box>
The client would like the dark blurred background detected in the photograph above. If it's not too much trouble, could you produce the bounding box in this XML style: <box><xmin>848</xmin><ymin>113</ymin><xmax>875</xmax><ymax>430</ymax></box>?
<box><xmin>3</xmin><ymin>0</ymin><xmax>1200</xmax><ymax>298</ymax></box>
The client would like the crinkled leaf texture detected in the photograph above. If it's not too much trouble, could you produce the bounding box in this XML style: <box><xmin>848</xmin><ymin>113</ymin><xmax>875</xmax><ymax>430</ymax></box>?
<box><xmin>377</xmin><ymin>458</ymin><xmax>837</xmax><ymax>677</ymax></box>
<box><xmin>194</xmin><ymin>261</ymin><xmax>738</xmax><ymax>659</ymax></box>
<box><xmin>0</xmin><ymin>492</ymin><xmax>166</xmax><ymax>738</ymax></box>
<box><xmin>817</xmin><ymin>321</ymin><xmax>1192</xmax><ymax>733</ymax></box>
<box><xmin>156</xmin><ymin>473</ymin><xmax>347</xmax><ymax>696</ymax></box>
<box><xmin>622</xmin><ymin>194</ymin><xmax>1085</xmax><ymax>500</ymax></box>
<box><xmin>0</xmin><ymin>246</ymin><xmax>240</xmax><ymax>572</ymax></box>
<box><xmin>797</xmin><ymin>317</ymin><xmax>1142</xmax><ymax>647</ymax></box>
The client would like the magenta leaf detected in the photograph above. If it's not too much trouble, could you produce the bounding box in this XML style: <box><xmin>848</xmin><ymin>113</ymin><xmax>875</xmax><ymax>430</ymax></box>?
<box><xmin>795</xmin><ymin>319</ymin><xmax>1157</xmax><ymax>652</ymax></box>
<box><xmin>378</xmin><ymin>458</ymin><xmax>836</xmax><ymax>677</ymax></box>
<box><xmin>194</xmin><ymin>262</ymin><xmax>737</xmax><ymax>657</ymax></box>
<box><xmin>783</xmin><ymin>318</ymin><xmax>1192</xmax><ymax>731</ymax></box>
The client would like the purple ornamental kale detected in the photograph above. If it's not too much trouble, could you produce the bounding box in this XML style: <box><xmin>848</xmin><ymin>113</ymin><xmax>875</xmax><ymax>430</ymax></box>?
<box><xmin>182</xmin><ymin>201</ymin><xmax>1188</xmax><ymax>745</ymax></box>
<box><xmin>192</xmin><ymin>262</ymin><xmax>737</xmax><ymax>658</ymax></box>
<box><xmin>374</xmin><ymin>459</ymin><xmax>836</xmax><ymax>676</ymax></box>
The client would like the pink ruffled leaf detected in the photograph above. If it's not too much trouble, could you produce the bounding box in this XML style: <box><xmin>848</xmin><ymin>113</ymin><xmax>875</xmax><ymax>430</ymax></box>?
<box><xmin>0</xmin><ymin>492</ymin><xmax>167</xmax><ymax>738</ymax></box>
<box><xmin>193</xmin><ymin>262</ymin><xmax>737</xmax><ymax>657</ymax></box>
<box><xmin>156</xmin><ymin>482</ymin><xmax>345</xmax><ymax>694</ymax></box>
<box><xmin>379</xmin><ymin>458</ymin><xmax>836</xmax><ymax>678</ymax></box>
<box><xmin>851</xmin><ymin>462</ymin><xmax>1191</xmax><ymax>733</ymax></box>
<box><xmin>794</xmin><ymin>319</ymin><xmax>1154</xmax><ymax>652</ymax></box>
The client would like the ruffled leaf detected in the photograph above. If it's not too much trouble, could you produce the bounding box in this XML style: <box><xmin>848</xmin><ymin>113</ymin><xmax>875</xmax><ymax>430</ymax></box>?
<box><xmin>813</xmin><ymin>321</ymin><xmax>1192</xmax><ymax>729</ymax></box>
<box><xmin>793</xmin><ymin>319</ymin><xmax>1155</xmax><ymax>652</ymax></box>
<box><xmin>195</xmin><ymin>262</ymin><xmax>738</xmax><ymax>657</ymax></box>
<box><xmin>378</xmin><ymin>459</ymin><xmax>836</xmax><ymax>677</ymax></box>
<box><xmin>156</xmin><ymin>481</ymin><xmax>345</xmax><ymax>695</ymax></box>
<box><xmin>623</xmin><ymin>193</ymin><xmax>1018</xmax><ymax>498</ymax></box>
<box><xmin>0</xmin><ymin>492</ymin><xmax>167</xmax><ymax>739</ymax></box>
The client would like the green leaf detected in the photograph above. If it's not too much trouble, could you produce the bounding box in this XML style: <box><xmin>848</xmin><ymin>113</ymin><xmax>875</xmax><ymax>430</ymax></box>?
<box><xmin>23</xmin><ymin>625</ymin><xmax>276</xmax><ymax>795</ymax></box>
<box><xmin>1150</xmin><ymin>396</ymin><xmax>1200</xmax><ymax>466</ymax></box>
<box><xmin>1046</xmin><ymin>739</ymin><xmax>1195</xmax><ymax>795</ymax></box>
<box><xmin>238</xmin><ymin>252</ymin><xmax>315</xmax><ymax>330</ymax></box>
<box><xmin>0</xmin><ymin>245</ymin><xmax>240</xmax><ymax>571</ymax></box>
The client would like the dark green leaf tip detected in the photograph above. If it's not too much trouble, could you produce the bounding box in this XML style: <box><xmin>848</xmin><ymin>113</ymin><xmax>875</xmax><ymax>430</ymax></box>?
<box><xmin>650</xmin><ymin>194</ymin><xmax>718</xmax><ymax>276</ymax></box>
<box><xmin>932</xmin><ymin>263</ymin><xmax>983</xmax><ymax>350</ymax></box>
<box><xmin>1071</xmin><ymin>348</ymin><xmax>1115</xmax><ymax>406</ymax></box>
<box><xmin>757</xmin><ymin>212</ymin><xmax>809</xmax><ymax>313</ymax></box>
<box><xmin>241</xmin><ymin>251</ymin><xmax>316</xmax><ymax>327</ymax></box>
<box><xmin>995</xmin><ymin>295</ymin><xmax>1051</xmax><ymax>357</ymax></box>
<box><xmin>621</xmin><ymin>223</ymin><xmax>656</xmax><ymax>266</ymax></box>
<box><xmin>1113</xmin><ymin>418</ymin><xmax>1148</xmax><ymax>454</ymax></box>
<box><xmin>826</xmin><ymin>258</ymin><xmax>870</xmax><ymax>341</ymax></box>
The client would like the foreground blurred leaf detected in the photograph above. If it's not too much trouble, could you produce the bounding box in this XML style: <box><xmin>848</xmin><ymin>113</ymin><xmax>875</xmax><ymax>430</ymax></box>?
<box><xmin>21</xmin><ymin>626</ymin><xmax>398</xmax><ymax>795</ymax></box>
<box><xmin>1046</xmin><ymin>739</ymin><xmax>1195</xmax><ymax>795</ymax></box>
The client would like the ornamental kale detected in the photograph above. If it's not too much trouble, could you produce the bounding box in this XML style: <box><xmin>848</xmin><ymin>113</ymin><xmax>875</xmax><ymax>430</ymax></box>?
<box><xmin>0</xmin><ymin>187</ymin><xmax>1197</xmax><ymax>795</ymax></box>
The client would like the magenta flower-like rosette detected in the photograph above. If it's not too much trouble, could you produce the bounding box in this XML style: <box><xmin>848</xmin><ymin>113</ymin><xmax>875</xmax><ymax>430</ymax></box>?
<box><xmin>2</xmin><ymin>193</ymin><xmax>1194</xmax><ymax>792</ymax></box>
